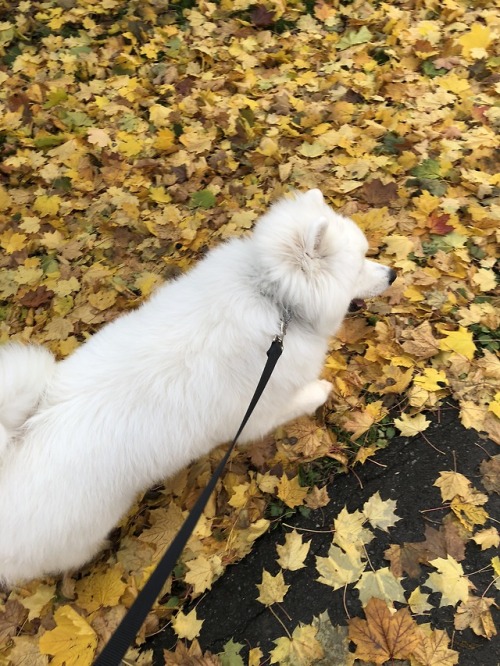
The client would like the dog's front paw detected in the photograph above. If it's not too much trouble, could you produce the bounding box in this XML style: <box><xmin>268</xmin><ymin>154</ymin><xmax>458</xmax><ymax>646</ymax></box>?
<box><xmin>298</xmin><ymin>379</ymin><xmax>333</xmax><ymax>414</ymax></box>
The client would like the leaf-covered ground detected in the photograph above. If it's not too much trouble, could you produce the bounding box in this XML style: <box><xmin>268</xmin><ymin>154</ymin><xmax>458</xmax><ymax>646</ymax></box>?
<box><xmin>0</xmin><ymin>0</ymin><xmax>499</xmax><ymax>664</ymax></box>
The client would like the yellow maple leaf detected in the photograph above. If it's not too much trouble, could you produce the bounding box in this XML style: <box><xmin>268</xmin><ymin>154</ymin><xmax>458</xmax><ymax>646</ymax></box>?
<box><xmin>316</xmin><ymin>544</ymin><xmax>365</xmax><ymax>591</ymax></box>
<box><xmin>153</xmin><ymin>128</ymin><xmax>176</xmax><ymax>151</ymax></box>
<box><xmin>438</xmin><ymin>327</ymin><xmax>476</xmax><ymax>360</ymax></box>
<box><xmin>472</xmin><ymin>527</ymin><xmax>499</xmax><ymax>551</ymax></box>
<box><xmin>355</xmin><ymin>567</ymin><xmax>406</xmax><ymax>606</ymax></box>
<box><xmin>270</xmin><ymin>623</ymin><xmax>323</xmax><ymax>665</ymax></box>
<box><xmin>488</xmin><ymin>393</ymin><xmax>500</xmax><ymax>419</ymax></box>
<box><xmin>172</xmin><ymin>608</ymin><xmax>203</xmax><ymax>641</ymax></box>
<box><xmin>436</xmin><ymin>73</ymin><xmax>470</xmax><ymax>95</ymax></box>
<box><xmin>284</xmin><ymin>419</ymin><xmax>332</xmax><ymax>458</ymax></box>
<box><xmin>39</xmin><ymin>605</ymin><xmax>97</xmax><ymax>666</ymax></box>
<box><xmin>383</xmin><ymin>235</ymin><xmax>414</xmax><ymax>260</ymax></box>
<box><xmin>256</xmin><ymin>569</ymin><xmax>289</xmax><ymax>606</ymax></box>
<box><xmin>450</xmin><ymin>498</ymin><xmax>488</xmax><ymax>532</ymax></box>
<box><xmin>276</xmin><ymin>475</ymin><xmax>308</xmax><ymax>508</ymax></box>
<box><xmin>458</xmin><ymin>24</ymin><xmax>492</xmax><ymax>60</ymax></box>
<box><xmin>413</xmin><ymin>368</ymin><xmax>448</xmax><ymax>392</ymax></box>
<box><xmin>33</xmin><ymin>194</ymin><xmax>61</xmax><ymax>217</ymax></box>
<box><xmin>0</xmin><ymin>230</ymin><xmax>27</xmax><ymax>253</ymax></box>
<box><xmin>408</xmin><ymin>587</ymin><xmax>433</xmax><ymax>615</ymax></box>
<box><xmin>75</xmin><ymin>567</ymin><xmax>127</xmax><ymax>613</ymax></box>
<box><xmin>404</xmin><ymin>285</ymin><xmax>425</xmax><ymax>302</ymax></box>
<box><xmin>22</xmin><ymin>584</ymin><xmax>56</xmax><ymax>621</ymax></box>
<box><xmin>333</xmin><ymin>506</ymin><xmax>373</xmax><ymax>553</ymax></box>
<box><xmin>362</xmin><ymin>492</ymin><xmax>400</xmax><ymax>532</ymax></box>
<box><xmin>0</xmin><ymin>184</ymin><xmax>12</xmax><ymax>211</ymax></box>
<box><xmin>433</xmin><ymin>471</ymin><xmax>471</xmax><ymax>502</ymax></box>
<box><xmin>276</xmin><ymin>530</ymin><xmax>310</xmax><ymax>571</ymax></box>
<box><xmin>148</xmin><ymin>103</ymin><xmax>171</xmax><ymax>126</ymax></box>
<box><xmin>427</xmin><ymin>557</ymin><xmax>470</xmax><ymax>606</ymax></box>
<box><xmin>472</xmin><ymin>267</ymin><xmax>497</xmax><ymax>292</ymax></box>
<box><xmin>394</xmin><ymin>412</ymin><xmax>430</xmax><ymax>437</ymax></box>
<box><xmin>298</xmin><ymin>141</ymin><xmax>325</xmax><ymax>158</ymax></box>
<box><xmin>88</xmin><ymin>289</ymin><xmax>117</xmax><ymax>311</ymax></box>
<box><xmin>185</xmin><ymin>555</ymin><xmax>223</xmax><ymax>595</ymax></box>
<box><xmin>116</xmin><ymin>131</ymin><xmax>143</xmax><ymax>157</ymax></box>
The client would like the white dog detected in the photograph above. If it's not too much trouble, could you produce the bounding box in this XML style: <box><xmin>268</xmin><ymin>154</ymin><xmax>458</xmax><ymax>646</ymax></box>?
<box><xmin>0</xmin><ymin>189</ymin><xmax>395</xmax><ymax>586</ymax></box>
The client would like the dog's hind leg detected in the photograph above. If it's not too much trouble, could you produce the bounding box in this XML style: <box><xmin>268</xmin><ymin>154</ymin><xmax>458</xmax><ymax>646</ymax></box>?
<box><xmin>0</xmin><ymin>344</ymin><xmax>56</xmax><ymax>454</ymax></box>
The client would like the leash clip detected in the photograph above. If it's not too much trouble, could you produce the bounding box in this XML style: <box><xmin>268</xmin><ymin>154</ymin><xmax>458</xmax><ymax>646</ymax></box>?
<box><xmin>275</xmin><ymin>307</ymin><xmax>292</xmax><ymax>344</ymax></box>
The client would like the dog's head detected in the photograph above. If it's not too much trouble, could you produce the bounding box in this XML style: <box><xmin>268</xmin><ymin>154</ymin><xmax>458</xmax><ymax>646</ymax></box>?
<box><xmin>252</xmin><ymin>189</ymin><xmax>396</xmax><ymax>335</ymax></box>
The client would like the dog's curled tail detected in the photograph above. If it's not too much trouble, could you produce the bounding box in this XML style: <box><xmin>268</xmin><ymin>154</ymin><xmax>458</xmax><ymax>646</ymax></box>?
<box><xmin>0</xmin><ymin>343</ymin><xmax>56</xmax><ymax>455</ymax></box>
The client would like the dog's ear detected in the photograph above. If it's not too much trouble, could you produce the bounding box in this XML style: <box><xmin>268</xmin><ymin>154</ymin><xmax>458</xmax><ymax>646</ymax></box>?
<box><xmin>305</xmin><ymin>188</ymin><xmax>324</xmax><ymax>204</ymax></box>
<box><xmin>304</xmin><ymin>216</ymin><xmax>329</xmax><ymax>258</ymax></box>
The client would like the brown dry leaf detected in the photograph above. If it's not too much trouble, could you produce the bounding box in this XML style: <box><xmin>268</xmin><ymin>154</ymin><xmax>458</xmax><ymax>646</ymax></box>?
<box><xmin>284</xmin><ymin>419</ymin><xmax>332</xmax><ymax>458</ymax></box>
<box><xmin>411</xmin><ymin>625</ymin><xmax>459</xmax><ymax>666</ymax></box>
<box><xmin>359</xmin><ymin>178</ymin><xmax>398</xmax><ymax>205</ymax></box>
<box><xmin>0</xmin><ymin>600</ymin><xmax>28</xmax><ymax>643</ymax></box>
<box><xmin>401</xmin><ymin>321</ymin><xmax>440</xmax><ymax>360</ymax></box>
<box><xmin>480</xmin><ymin>455</ymin><xmax>500</xmax><ymax>494</ymax></box>
<box><xmin>164</xmin><ymin>639</ymin><xmax>222</xmax><ymax>666</ymax></box>
<box><xmin>305</xmin><ymin>485</ymin><xmax>330</xmax><ymax>509</ymax></box>
<box><xmin>6</xmin><ymin>636</ymin><xmax>49</xmax><ymax>666</ymax></box>
<box><xmin>348</xmin><ymin>597</ymin><xmax>420</xmax><ymax>664</ymax></box>
<box><xmin>454</xmin><ymin>595</ymin><xmax>497</xmax><ymax>639</ymax></box>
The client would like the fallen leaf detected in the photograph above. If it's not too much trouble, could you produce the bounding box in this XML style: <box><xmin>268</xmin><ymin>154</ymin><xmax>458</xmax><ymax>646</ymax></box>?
<box><xmin>394</xmin><ymin>412</ymin><xmax>430</xmax><ymax>437</ymax></box>
<box><xmin>39</xmin><ymin>605</ymin><xmax>97</xmax><ymax>666</ymax></box>
<box><xmin>256</xmin><ymin>569</ymin><xmax>289</xmax><ymax>606</ymax></box>
<box><xmin>411</xmin><ymin>625</ymin><xmax>459</xmax><ymax>666</ymax></box>
<box><xmin>362</xmin><ymin>492</ymin><xmax>400</xmax><ymax>531</ymax></box>
<box><xmin>454</xmin><ymin>595</ymin><xmax>497</xmax><ymax>639</ymax></box>
<box><xmin>426</xmin><ymin>557</ymin><xmax>470</xmax><ymax>607</ymax></box>
<box><xmin>171</xmin><ymin>608</ymin><xmax>203</xmax><ymax>641</ymax></box>
<box><xmin>348</xmin><ymin>598</ymin><xmax>420</xmax><ymax>664</ymax></box>
<box><xmin>270</xmin><ymin>623</ymin><xmax>323</xmax><ymax>665</ymax></box>
<box><xmin>276</xmin><ymin>530</ymin><xmax>310</xmax><ymax>571</ymax></box>
<box><xmin>355</xmin><ymin>567</ymin><xmax>406</xmax><ymax>606</ymax></box>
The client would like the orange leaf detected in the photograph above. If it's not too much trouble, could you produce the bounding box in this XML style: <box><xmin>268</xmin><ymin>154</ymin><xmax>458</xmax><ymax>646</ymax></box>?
<box><xmin>348</xmin><ymin>598</ymin><xmax>420</xmax><ymax>664</ymax></box>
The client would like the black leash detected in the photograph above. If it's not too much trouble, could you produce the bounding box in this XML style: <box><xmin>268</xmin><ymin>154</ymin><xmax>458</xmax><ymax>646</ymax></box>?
<box><xmin>94</xmin><ymin>334</ymin><xmax>285</xmax><ymax>665</ymax></box>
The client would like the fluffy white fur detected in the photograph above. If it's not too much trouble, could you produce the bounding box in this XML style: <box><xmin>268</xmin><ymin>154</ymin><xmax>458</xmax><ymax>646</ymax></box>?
<box><xmin>0</xmin><ymin>189</ymin><xmax>395</xmax><ymax>586</ymax></box>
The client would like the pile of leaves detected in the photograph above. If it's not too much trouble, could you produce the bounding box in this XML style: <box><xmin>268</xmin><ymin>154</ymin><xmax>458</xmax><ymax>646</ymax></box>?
<box><xmin>0</xmin><ymin>0</ymin><xmax>498</xmax><ymax>663</ymax></box>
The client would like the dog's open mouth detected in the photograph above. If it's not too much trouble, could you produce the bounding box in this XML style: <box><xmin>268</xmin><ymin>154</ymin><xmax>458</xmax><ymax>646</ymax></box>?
<box><xmin>348</xmin><ymin>298</ymin><xmax>366</xmax><ymax>312</ymax></box>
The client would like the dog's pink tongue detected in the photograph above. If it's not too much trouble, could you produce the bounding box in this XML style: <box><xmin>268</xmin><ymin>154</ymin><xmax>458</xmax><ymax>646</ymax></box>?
<box><xmin>348</xmin><ymin>299</ymin><xmax>366</xmax><ymax>312</ymax></box>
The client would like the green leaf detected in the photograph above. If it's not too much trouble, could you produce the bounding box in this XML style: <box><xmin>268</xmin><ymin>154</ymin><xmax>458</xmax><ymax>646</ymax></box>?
<box><xmin>43</xmin><ymin>89</ymin><xmax>68</xmax><ymax>109</ymax></box>
<box><xmin>190</xmin><ymin>190</ymin><xmax>216</xmax><ymax>209</ymax></box>
<box><xmin>220</xmin><ymin>639</ymin><xmax>245</xmax><ymax>666</ymax></box>
<box><xmin>337</xmin><ymin>26</ymin><xmax>372</xmax><ymax>50</ymax></box>
<box><xmin>34</xmin><ymin>135</ymin><xmax>67</xmax><ymax>149</ymax></box>
<box><xmin>421</xmin><ymin>60</ymin><xmax>447</xmax><ymax>78</ymax></box>
<box><xmin>410</xmin><ymin>159</ymin><xmax>441</xmax><ymax>180</ymax></box>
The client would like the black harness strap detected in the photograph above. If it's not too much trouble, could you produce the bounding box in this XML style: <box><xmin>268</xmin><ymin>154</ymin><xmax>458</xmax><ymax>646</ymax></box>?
<box><xmin>94</xmin><ymin>336</ymin><xmax>284</xmax><ymax>665</ymax></box>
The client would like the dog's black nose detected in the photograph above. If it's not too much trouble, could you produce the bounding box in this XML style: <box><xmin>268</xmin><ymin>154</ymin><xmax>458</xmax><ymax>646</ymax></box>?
<box><xmin>388</xmin><ymin>269</ymin><xmax>397</xmax><ymax>285</ymax></box>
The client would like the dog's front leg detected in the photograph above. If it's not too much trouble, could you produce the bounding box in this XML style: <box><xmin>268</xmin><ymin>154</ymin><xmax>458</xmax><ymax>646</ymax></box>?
<box><xmin>281</xmin><ymin>379</ymin><xmax>332</xmax><ymax>422</ymax></box>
